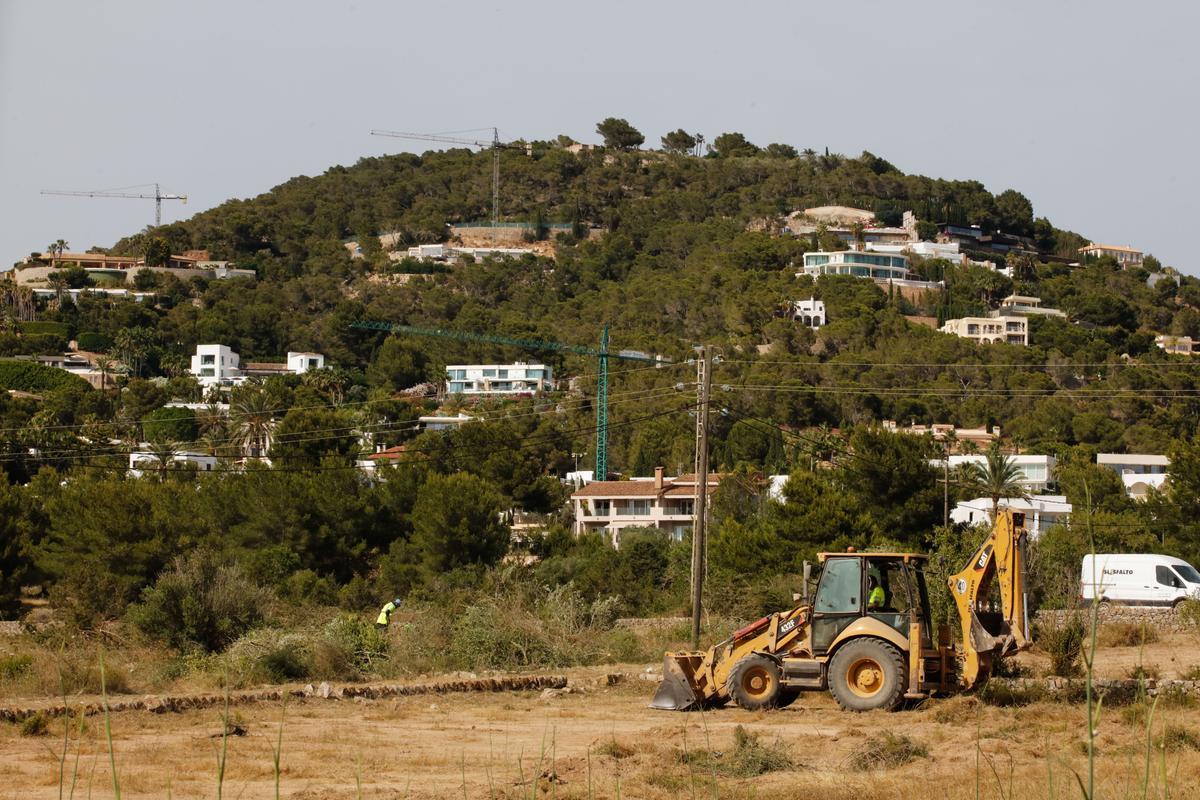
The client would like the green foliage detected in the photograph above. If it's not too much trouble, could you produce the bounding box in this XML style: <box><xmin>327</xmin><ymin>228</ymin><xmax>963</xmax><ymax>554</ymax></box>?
<box><xmin>0</xmin><ymin>360</ymin><xmax>89</xmax><ymax>392</ymax></box>
<box><xmin>142</xmin><ymin>406</ymin><xmax>198</xmax><ymax>443</ymax></box>
<box><xmin>408</xmin><ymin>472</ymin><xmax>509</xmax><ymax>574</ymax></box>
<box><xmin>710</xmin><ymin>132</ymin><xmax>759</xmax><ymax>158</ymax></box>
<box><xmin>660</xmin><ymin>129</ymin><xmax>698</xmax><ymax>155</ymax></box>
<box><xmin>129</xmin><ymin>549</ymin><xmax>271</xmax><ymax>653</ymax></box>
<box><xmin>1035</xmin><ymin>613</ymin><xmax>1086</xmax><ymax>677</ymax></box>
<box><xmin>680</xmin><ymin>726</ymin><xmax>792</xmax><ymax>777</ymax></box>
<box><xmin>595</xmin><ymin>117</ymin><xmax>643</xmax><ymax>150</ymax></box>
<box><xmin>19</xmin><ymin>712</ymin><xmax>49</xmax><ymax>737</ymax></box>
<box><xmin>76</xmin><ymin>331</ymin><xmax>114</xmax><ymax>352</ymax></box>
<box><xmin>18</xmin><ymin>320</ymin><xmax>70</xmax><ymax>337</ymax></box>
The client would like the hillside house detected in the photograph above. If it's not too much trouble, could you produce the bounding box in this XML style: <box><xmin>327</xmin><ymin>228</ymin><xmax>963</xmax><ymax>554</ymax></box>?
<box><xmin>792</xmin><ymin>298</ymin><xmax>826</xmax><ymax>329</ymax></box>
<box><xmin>128</xmin><ymin>450</ymin><xmax>217</xmax><ymax>478</ymax></box>
<box><xmin>446</xmin><ymin>363</ymin><xmax>553</xmax><ymax>396</ymax></box>
<box><xmin>1079</xmin><ymin>243</ymin><xmax>1143</xmax><ymax>269</ymax></box>
<box><xmin>570</xmin><ymin>468</ymin><xmax>720</xmax><ymax>544</ymax></box>
<box><xmin>995</xmin><ymin>295</ymin><xmax>1066</xmax><ymax>318</ymax></box>
<box><xmin>1156</xmin><ymin>335</ymin><xmax>1196</xmax><ymax>356</ymax></box>
<box><xmin>952</xmin><ymin>495</ymin><xmax>1071</xmax><ymax>538</ymax></box>
<box><xmin>1097</xmin><ymin>453</ymin><xmax>1170</xmax><ymax>500</ymax></box>
<box><xmin>938</xmin><ymin>453</ymin><xmax>1055</xmax><ymax>492</ymax></box>
<box><xmin>941</xmin><ymin>315</ymin><xmax>1028</xmax><ymax>346</ymax></box>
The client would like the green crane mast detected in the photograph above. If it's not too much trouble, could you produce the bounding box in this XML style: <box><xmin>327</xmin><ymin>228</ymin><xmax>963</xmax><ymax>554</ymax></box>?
<box><xmin>350</xmin><ymin>320</ymin><xmax>667</xmax><ymax>479</ymax></box>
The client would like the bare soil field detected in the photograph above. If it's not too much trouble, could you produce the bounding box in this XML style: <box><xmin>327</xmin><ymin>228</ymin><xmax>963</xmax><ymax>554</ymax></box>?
<box><xmin>4</xmin><ymin>637</ymin><xmax>1200</xmax><ymax>799</ymax></box>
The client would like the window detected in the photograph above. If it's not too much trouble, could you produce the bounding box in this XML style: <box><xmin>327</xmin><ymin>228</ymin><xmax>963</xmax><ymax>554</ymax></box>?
<box><xmin>814</xmin><ymin>558</ymin><xmax>862</xmax><ymax>614</ymax></box>
<box><xmin>307</xmin><ymin>359</ymin><xmax>318</xmax><ymax>369</ymax></box>
<box><xmin>482</xmin><ymin>369</ymin><xmax>496</xmax><ymax>377</ymax></box>
<box><xmin>448</xmin><ymin>369</ymin><xmax>466</xmax><ymax>380</ymax></box>
<box><xmin>1156</xmin><ymin>565</ymin><xmax>1183</xmax><ymax>588</ymax></box>
<box><xmin>449</xmin><ymin>382</ymin><xmax>465</xmax><ymax>393</ymax></box>
<box><xmin>200</xmin><ymin>368</ymin><xmax>215</xmax><ymax>377</ymax></box>
<box><xmin>497</xmin><ymin>369</ymin><xmax>508</xmax><ymax>379</ymax></box>
<box><xmin>593</xmin><ymin>500</ymin><xmax>611</xmax><ymax>516</ymax></box>
<box><xmin>201</xmin><ymin>354</ymin><xmax>215</xmax><ymax>365</ymax></box>
<box><xmin>1175</xmin><ymin>565</ymin><xmax>1200</xmax><ymax>584</ymax></box>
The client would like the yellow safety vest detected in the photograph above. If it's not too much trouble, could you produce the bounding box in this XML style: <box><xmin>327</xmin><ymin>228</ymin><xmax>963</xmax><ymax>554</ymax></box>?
<box><xmin>376</xmin><ymin>601</ymin><xmax>396</xmax><ymax>625</ymax></box>
<box><xmin>868</xmin><ymin>586</ymin><xmax>885</xmax><ymax>609</ymax></box>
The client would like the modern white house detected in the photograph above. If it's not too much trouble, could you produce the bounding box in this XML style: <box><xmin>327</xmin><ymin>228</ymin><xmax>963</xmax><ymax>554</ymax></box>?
<box><xmin>936</xmin><ymin>453</ymin><xmax>1056</xmax><ymax>492</ymax></box>
<box><xmin>190</xmin><ymin>344</ymin><xmax>242</xmax><ymax>387</ymax></box>
<box><xmin>995</xmin><ymin>294</ymin><xmax>1066</xmax><ymax>318</ymax></box>
<box><xmin>128</xmin><ymin>449</ymin><xmax>217</xmax><ymax>478</ymax></box>
<box><xmin>287</xmin><ymin>351</ymin><xmax>325</xmax><ymax>373</ymax></box>
<box><xmin>940</xmin><ymin>315</ymin><xmax>1029</xmax><ymax>346</ymax></box>
<box><xmin>189</xmin><ymin>345</ymin><xmax>327</xmax><ymax>387</ymax></box>
<box><xmin>570</xmin><ymin>468</ymin><xmax>720</xmax><ymax>544</ymax></box>
<box><xmin>419</xmin><ymin>414</ymin><xmax>474</xmax><ymax>431</ymax></box>
<box><xmin>1156</xmin><ymin>335</ymin><xmax>1196</xmax><ymax>356</ymax></box>
<box><xmin>951</xmin><ymin>495</ymin><xmax>1072</xmax><ymax>539</ymax></box>
<box><xmin>1079</xmin><ymin>243</ymin><xmax>1143</xmax><ymax>269</ymax></box>
<box><xmin>445</xmin><ymin>363</ymin><xmax>553</xmax><ymax>396</ymax></box>
<box><xmin>792</xmin><ymin>298</ymin><xmax>826</xmax><ymax>329</ymax></box>
<box><xmin>1097</xmin><ymin>453</ymin><xmax>1171</xmax><ymax>500</ymax></box>
<box><xmin>800</xmin><ymin>250</ymin><xmax>911</xmax><ymax>282</ymax></box>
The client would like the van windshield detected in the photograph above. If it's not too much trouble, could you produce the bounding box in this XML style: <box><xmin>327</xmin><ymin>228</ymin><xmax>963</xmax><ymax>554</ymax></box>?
<box><xmin>1175</xmin><ymin>565</ymin><xmax>1200</xmax><ymax>584</ymax></box>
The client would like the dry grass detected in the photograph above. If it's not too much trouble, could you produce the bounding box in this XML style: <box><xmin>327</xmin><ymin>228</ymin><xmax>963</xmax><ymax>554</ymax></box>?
<box><xmin>1097</xmin><ymin>621</ymin><xmax>1160</xmax><ymax>648</ymax></box>
<box><xmin>846</xmin><ymin>731</ymin><xmax>929</xmax><ymax>771</ymax></box>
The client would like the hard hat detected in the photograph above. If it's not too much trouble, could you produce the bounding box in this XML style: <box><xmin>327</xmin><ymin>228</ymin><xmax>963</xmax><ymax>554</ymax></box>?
<box><xmin>393</xmin><ymin>598</ymin><xmax>402</xmax><ymax>606</ymax></box>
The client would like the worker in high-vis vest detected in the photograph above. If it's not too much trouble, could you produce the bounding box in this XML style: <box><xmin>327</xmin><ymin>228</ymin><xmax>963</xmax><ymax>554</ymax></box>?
<box><xmin>375</xmin><ymin>598</ymin><xmax>401</xmax><ymax>629</ymax></box>
<box><xmin>867</xmin><ymin>576</ymin><xmax>885</xmax><ymax>610</ymax></box>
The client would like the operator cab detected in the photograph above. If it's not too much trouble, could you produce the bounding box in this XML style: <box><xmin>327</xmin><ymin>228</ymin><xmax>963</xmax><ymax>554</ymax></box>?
<box><xmin>809</xmin><ymin>553</ymin><xmax>933</xmax><ymax>654</ymax></box>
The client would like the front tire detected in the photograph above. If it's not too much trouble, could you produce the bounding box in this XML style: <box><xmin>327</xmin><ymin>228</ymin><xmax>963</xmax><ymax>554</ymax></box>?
<box><xmin>827</xmin><ymin>638</ymin><xmax>906</xmax><ymax>712</ymax></box>
<box><xmin>727</xmin><ymin>655</ymin><xmax>783</xmax><ymax>711</ymax></box>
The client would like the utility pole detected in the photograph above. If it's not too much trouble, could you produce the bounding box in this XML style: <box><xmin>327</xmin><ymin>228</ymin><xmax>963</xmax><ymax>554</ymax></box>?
<box><xmin>690</xmin><ymin>345</ymin><xmax>712</xmax><ymax>649</ymax></box>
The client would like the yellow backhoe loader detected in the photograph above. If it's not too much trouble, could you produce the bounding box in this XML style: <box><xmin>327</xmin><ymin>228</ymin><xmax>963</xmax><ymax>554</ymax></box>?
<box><xmin>651</xmin><ymin>509</ymin><xmax>1030</xmax><ymax>712</ymax></box>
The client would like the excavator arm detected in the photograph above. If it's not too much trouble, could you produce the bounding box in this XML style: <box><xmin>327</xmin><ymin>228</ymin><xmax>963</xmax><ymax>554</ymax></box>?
<box><xmin>948</xmin><ymin>509</ymin><xmax>1031</xmax><ymax>688</ymax></box>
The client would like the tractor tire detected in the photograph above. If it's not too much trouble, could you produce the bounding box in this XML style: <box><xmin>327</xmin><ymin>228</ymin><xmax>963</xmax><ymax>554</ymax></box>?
<box><xmin>727</xmin><ymin>654</ymin><xmax>783</xmax><ymax>711</ymax></box>
<box><xmin>776</xmin><ymin>687</ymin><xmax>802</xmax><ymax>709</ymax></box>
<box><xmin>827</xmin><ymin>638</ymin><xmax>906</xmax><ymax>712</ymax></box>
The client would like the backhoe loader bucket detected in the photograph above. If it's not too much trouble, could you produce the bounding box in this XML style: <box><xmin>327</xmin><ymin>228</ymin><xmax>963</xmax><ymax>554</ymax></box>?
<box><xmin>649</xmin><ymin>653</ymin><xmax>704</xmax><ymax>711</ymax></box>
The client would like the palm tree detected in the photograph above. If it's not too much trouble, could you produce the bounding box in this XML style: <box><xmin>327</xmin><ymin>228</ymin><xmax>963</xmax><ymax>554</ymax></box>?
<box><xmin>963</xmin><ymin>443</ymin><xmax>1029</xmax><ymax>518</ymax></box>
<box><xmin>93</xmin><ymin>356</ymin><xmax>114</xmax><ymax>391</ymax></box>
<box><xmin>144</xmin><ymin>441</ymin><xmax>181</xmax><ymax>481</ymax></box>
<box><xmin>230</xmin><ymin>389</ymin><xmax>275</xmax><ymax>458</ymax></box>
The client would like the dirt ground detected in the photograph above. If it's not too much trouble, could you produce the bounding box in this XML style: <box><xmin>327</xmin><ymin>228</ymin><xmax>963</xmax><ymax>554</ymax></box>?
<box><xmin>4</xmin><ymin>638</ymin><xmax>1200</xmax><ymax>799</ymax></box>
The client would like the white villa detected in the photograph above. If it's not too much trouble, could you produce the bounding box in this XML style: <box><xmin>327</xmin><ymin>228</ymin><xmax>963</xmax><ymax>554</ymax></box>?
<box><xmin>937</xmin><ymin>453</ymin><xmax>1056</xmax><ymax>492</ymax></box>
<box><xmin>189</xmin><ymin>344</ymin><xmax>327</xmax><ymax>387</ymax></box>
<box><xmin>1097</xmin><ymin>453</ymin><xmax>1171</xmax><ymax>500</ymax></box>
<box><xmin>952</xmin><ymin>495</ymin><xmax>1072</xmax><ymax>539</ymax></box>
<box><xmin>128</xmin><ymin>449</ymin><xmax>217</xmax><ymax>478</ymax></box>
<box><xmin>941</xmin><ymin>315</ymin><xmax>1029</xmax><ymax>346</ymax></box>
<box><xmin>792</xmin><ymin>297</ymin><xmax>826</xmax><ymax>329</ymax></box>
<box><xmin>995</xmin><ymin>295</ymin><xmax>1066</xmax><ymax>318</ymax></box>
<box><xmin>445</xmin><ymin>363</ymin><xmax>553</xmax><ymax>396</ymax></box>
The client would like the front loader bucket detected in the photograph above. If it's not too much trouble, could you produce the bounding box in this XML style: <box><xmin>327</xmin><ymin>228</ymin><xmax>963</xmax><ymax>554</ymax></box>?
<box><xmin>649</xmin><ymin>653</ymin><xmax>703</xmax><ymax>711</ymax></box>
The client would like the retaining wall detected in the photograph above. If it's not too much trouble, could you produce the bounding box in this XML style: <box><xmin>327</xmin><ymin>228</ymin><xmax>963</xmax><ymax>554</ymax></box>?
<box><xmin>1034</xmin><ymin>604</ymin><xmax>1192</xmax><ymax>635</ymax></box>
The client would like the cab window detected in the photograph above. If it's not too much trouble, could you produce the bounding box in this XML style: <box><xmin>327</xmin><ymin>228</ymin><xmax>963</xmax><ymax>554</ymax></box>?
<box><xmin>1157</xmin><ymin>565</ymin><xmax>1183</xmax><ymax>588</ymax></box>
<box><xmin>814</xmin><ymin>558</ymin><xmax>863</xmax><ymax>613</ymax></box>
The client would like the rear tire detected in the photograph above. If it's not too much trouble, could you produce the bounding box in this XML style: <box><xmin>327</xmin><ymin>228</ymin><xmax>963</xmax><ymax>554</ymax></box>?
<box><xmin>727</xmin><ymin>655</ymin><xmax>783</xmax><ymax>711</ymax></box>
<box><xmin>827</xmin><ymin>638</ymin><xmax>906</xmax><ymax>712</ymax></box>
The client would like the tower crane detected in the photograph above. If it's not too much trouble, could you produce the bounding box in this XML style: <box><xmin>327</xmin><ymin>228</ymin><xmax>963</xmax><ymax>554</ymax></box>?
<box><xmin>369</xmin><ymin>128</ymin><xmax>527</xmax><ymax>226</ymax></box>
<box><xmin>41</xmin><ymin>183</ymin><xmax>187</xmax><ymax>227</ymax></box>
<box><xmin>350</xmin><ymin>320</ymin><xmax>671</xmax><ymax>480</ymax></box>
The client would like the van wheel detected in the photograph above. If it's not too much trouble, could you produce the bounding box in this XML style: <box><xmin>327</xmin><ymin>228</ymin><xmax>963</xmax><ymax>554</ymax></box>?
<box><xmin>828</xmin><ymin>639</ymin><xmax>906</xmax><ymax>712</ymax></box>
<box><xmin>727</xmin><ymin>655</ymin><xmax>783</xmax><ymax>710</ymax></box>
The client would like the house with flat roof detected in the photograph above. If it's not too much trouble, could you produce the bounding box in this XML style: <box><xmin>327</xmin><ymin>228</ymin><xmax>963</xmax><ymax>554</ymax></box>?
<box><xmin>445</xmin><ymin>363</ymin><xmax>553</xmax><ymax>396</ymax></box>
<box><xmin>885</xmin><ymin>420</ymin><xmax>998</xmax><ymax>451</ymax></box>
<box><xmin>952</xmin><ymin>495</ymin><xmax>1071</xmax><ymax>538</ymax></box>
<box><xmin>128</xmin><ymin>449</ymin><xmax>217</xmax><ymax>478</ymax></box>
<box><xmin>1097</xmin><ymin>453</ymin><xmax>1170</xmax><ymax>500</ymax></box>
<box><xmin>791</xmin><ymin>298</ymin><xmax>826</xmax><ymax>329</ymax></box>
<box><xmin>939</xmin><ymin>453</ymin><xmax>1055</xmax><ymax>492</ymax></box>
<box><xmin>800</xmin><ymin>250</ymin><xmax>911</xmax><ymax>281</ymax></box>
<box><xmin>570</xmin><ymin>468</ymin><xmax>720</xmax><ymax>544</ymax></box>
<box><xmin>941</xmin><ymin>315</ymin><xmax>1029</xmax><ymax>346</ymax></box>
<box><xmin>1079</xmin><ymin>243</ymin><xmax>1143</xmax><ymax>268</ymax></box>
<box><xmin>994</xmin><ymin>294</ymin><xmax>1066</xmax><ymax>318</ymax></box>
<box><xmin>1156</xmin><ymin>335</ymin><xmax>1196</xmax><ymax>356</ymax></box>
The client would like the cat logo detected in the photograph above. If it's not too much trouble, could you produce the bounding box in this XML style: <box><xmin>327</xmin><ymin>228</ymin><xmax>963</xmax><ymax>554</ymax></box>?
<box><xmin>975</xmin><ymin>545</ymin><xmax>993</xmax><ymax>570</ymax></box>
<box><xmin>956</xmin><ymin>578</ymin><xmax>968</xmax><ymax>595</ymax></box>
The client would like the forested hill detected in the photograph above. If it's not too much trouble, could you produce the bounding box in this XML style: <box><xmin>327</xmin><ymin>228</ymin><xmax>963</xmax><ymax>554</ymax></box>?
<box><xmin>22</xmin><ymin>137</ymin><xmax>1200</xmax><ymax>466</ymax></box>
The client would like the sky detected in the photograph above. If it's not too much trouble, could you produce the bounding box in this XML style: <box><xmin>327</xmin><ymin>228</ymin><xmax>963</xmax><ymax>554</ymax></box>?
<box><xmin>2</xmin><ymin>0</ymin><xmax>1198</xmax><ymax>272</ymax></box>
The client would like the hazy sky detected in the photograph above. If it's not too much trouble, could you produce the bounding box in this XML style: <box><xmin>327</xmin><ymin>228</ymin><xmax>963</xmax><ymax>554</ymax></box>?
<box><xmin>2</xmin><ymin>0</ymin><xmax>1198</xmax><ymax>271</ymax></box>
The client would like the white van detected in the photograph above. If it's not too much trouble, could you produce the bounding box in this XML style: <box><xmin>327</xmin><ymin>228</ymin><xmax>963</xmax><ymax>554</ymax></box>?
<box><xmin>1081</xmin><ymin>554</ymin><xmax>1200</xmax><ymax>606</ymax></box>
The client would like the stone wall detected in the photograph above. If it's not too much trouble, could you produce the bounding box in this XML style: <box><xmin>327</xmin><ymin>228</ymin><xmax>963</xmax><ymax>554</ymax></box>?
<box><xmin>1035</xmin><ymin>604</ymin><xmax>1193</xmax><ymax>635</ymax></box>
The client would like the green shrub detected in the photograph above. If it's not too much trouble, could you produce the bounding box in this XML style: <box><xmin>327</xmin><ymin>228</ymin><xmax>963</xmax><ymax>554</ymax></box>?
<box><xmin>321</xmin><ymin>614</ymin><xmax>389</xmax><ymax>674</ymax></box>
<box><xmin>141</xmin><ymin>406</ymin><xmax>197</xmax><ymax>443</ymax></box>
<box><xmin>19</xmin><ymin>713</ymin><xmax>49</xmax><ymax>736</ymax></box>
<box><xmin>49</xmin><ymin>564</ymin><xmax>133</xmax><ymax>631</ymax></box>
<box><xmin>448</xmin><ymin>602</ymin><xmax>563</xmax><ymax>670</ymax></box>
<box><xmin>18</xmin><ymin>321</ymin><xmax>70</xmax><ymax>337</ymax></box>
<box><xmin>0</xmin><ymin>359</ymin><xmax>89</xmax><ymax>392</ymax></box>
<box><xmin>0</xmin><ymin>333</ymin><xmax>69</xmax><ymax>356</ymax></box>
<box><xmin>129</xmin><ymin>549</ymin><xmax>270</xmax><ymax>652</ymax></box>
<box><xmin>259</xmin><ymin>640</ymin><xmax>312</xmax><ymax>682</ymax></box>
<box><xmin>1160</xmin><ymin>725</ymin><xmax>1200</xmax><ymax>752</ymax></box>
<box><xmin>1035</xmin><ymin>613</ymin><xmax>1086</xmax><ymax>677</ymax></box>
<box><xmin>0</xmin><ymin>654</ymin><xmax>32</xmax><ymax>681</ymax></box>
<box><xmin>1178</xmin><ymin>599</ymin><xmax>1200</xmax><ymax>630</ymax></box>
<box><xmin>76</xmin><ymin>331</ymin><xmax>113</xmax><ymax>352</ymax></box>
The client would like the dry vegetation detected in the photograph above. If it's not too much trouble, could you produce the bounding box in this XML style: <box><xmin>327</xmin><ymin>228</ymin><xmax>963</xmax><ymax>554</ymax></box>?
<box><xmin>5</xmin><ymin>630</ymin><xmax>1200</xmax><ymax>797</ymax></box>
